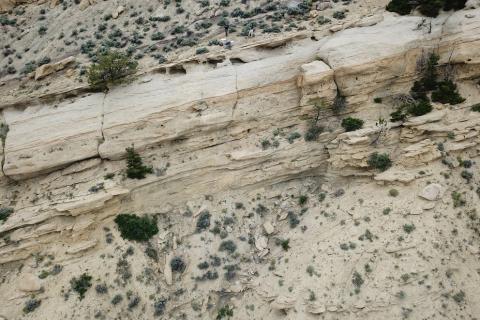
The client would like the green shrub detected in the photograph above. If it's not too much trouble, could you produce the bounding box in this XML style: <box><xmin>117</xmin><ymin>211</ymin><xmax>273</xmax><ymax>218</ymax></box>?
<box><xmin>114</xmin><ymin>214</ymin><xmax>158</xmax><ymax>241</ymax></box>
<box><xmin>471</xmin><ymin>103</ymin><xmax>480</xmax><ymax>112</ymax></box>
<box><xmin>71</xmin><ymin>273</ymin><xmax>92</xmax><ymax>300</ymax></box>
<box><xmin>151</xmin><ymin>32</ymin><xmax>165</xmax><ymax>40</ymax></box>
<box><xmin>390</xmin><ymin>108</ymin><xmax>408</xmax><ymax>122</ymax></box>
<box><xmin>332</xmin><ymin>11</ymin><xmax>346</xmax><ymax>19</ymax></box>
<box><xmin>367</xmin><ymin>152</ymin><xmax>392</xmax><ymax>171</ymax></box>
<box><xmin>443</xmin><ymin>0</ymin><xmax>467</xmax><ymax>11</ymax></box>
<box><xmin>87</xmin><ymin>51</ymin><xmax>138</xmax><ymax>90</ymax></box>
<box><xmin>219</xmin><ymin>240</ymin><xmax>237</xmax><ymax>254</ymax></box>
<box><xmin>304</xmin><ymin>124</ymin><xmax>323</xmax><ymax>141</ymax></box>
<box><xmin>387</xmin><ymin>0</ymin><xmax>466</xmax><ymax>17</ymax></box>
<box><xmin>412</xmin><ymin>53</ymin><xmax>439</xmax><ymax>97</ymax></box>
<box><xmin>216</xmin><ymin>305</ymin><xmax>234</xmax><ymax>319</ymax></box>
<box><xmin>374</xmin><ymin>97</ymin><xmax>382</xmax><ymax>103</ymax></box>
<box><xmin>341</xmin><ymin>117</ymin><xmax>364</xmax><ymax>132</ymax></box>
<box><xmin>386</xmin><ymin>0</ymin><xmax>413</xmax><ymax>15</ymax></box>
<box><xmin>418</xmin><ymin>0</ymin><xmax>443</xmax><ymax>17</ymax></box>
<box><xmin>196</xmin><ymin>47</ymin><xmax>209</xmax><ymax>55</ymax></box>
<box><xmin>196</xmin><ymin>210</ymin><xmax>211</xmax><ymax>232</ymax></box>
<box><xmin>389</xmin><ymin>189</ymin><xmax>399</xmax><ymax>197</ymax></box>
<box><xmin>408</xmin><ymin>100</ymin><xmax>432</xmax><ymax>116</ymax></box>
<box><xmin>0</xmin><ymin>207</ymin><xmax>13</xmax><ymax>222</ymax></box>
<box><xmin>403</xmin><ymin>224</ymin><xmax>416</xmax><ymax>233</ymax></box>
<box><xmin>280</xmin><ymin>239</ymin><xmax>290</xmax><ymax>251</ymax></box>
<box><xmin>431</xmin><ymin>80</ymin><xmax>465</xmax><ymax>105</ymax></box>
<box><xmin>125</xmin><ymin>147</ymin><xmax>153</xmax><ymax>179</ymax></box>
<box><xmin>23</xmin><ymin>299</ymin><xmax>41</xmax><ymax>313</ymax></box>
<box><xmin>451</xmin><ymin>191</ymin><xmax>465</xmax><ymax>207</ymax></box>
<box><xmin>170</xmin><ymin>256</ymin><xmax>186</xmax><ymax>273</ymax></box>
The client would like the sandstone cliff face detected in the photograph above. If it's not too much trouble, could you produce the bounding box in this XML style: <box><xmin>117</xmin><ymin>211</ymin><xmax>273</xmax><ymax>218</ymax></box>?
<box><xmin>0</xmin><ymin>4</ymin><xmax>480</xmax><ymax>320</ymax></box>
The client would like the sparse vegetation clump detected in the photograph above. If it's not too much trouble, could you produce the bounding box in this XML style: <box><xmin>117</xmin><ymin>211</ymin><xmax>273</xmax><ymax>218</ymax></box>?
<box><xmin>367</xmin><ymin>152</ymin><xmax>392</xmax><ymax>171</ymax></box>
<box><xmin>304</xmin><ymin>103</ymin><xmax>324</xmax><ymax>141</ymax></box>
<box><xmin>471</xmin><ymin>103</ymin><xmax>480</xmax><ymax>112</ymax></box>
<box><xmin>71</xmin><ymin>273</ymin><xmax>92</xmax><ymax>300</ymax></box>
<box><xmin>125</xmin><ymin>147</ymin><xmax>153</xmax><ymax>179</ymax></box>
<box><xmin>196</xmin><ymin>210</ymin><xmax>211</xmax><ymax>232</ymax></box>
<box><xmin>23</xmin><ymin>299</ymin><xmax>41</xmax><ymax>313</ymax></box>
<box><xmin>341</xmin><ymin>117</ymin><xmax>364</xmax><ymax>132</ymax></box>
<box><xmin>87</xmin><ymin>51</ymin><xmax>138</xmax><ymax>90</ymax></box>
<box><xmin>216</xmin><ymin>305</ymin><xmax>234</xmax><ymax>319</ymax></box>
<box><xmin>386</xmin><ymin>0</ymin><xmax>466</xmax><ymax>17</ymax></box>
<box><xmin>431</xmin><ymin>80</ymin><xmax>465</xmax><ymax>105</ymax></box>
<box><xmin>408</xmin><ymin>99</ymin><xmax>432</xmax><ymax>116</ymax></box>
<box><xmin>0</xmin><ymin>207</ymin><xmax>13</xmax><ymax>222</ymax></box>
<box><xmin>219</xmin><ymin>240</ymin><xmax>237</xmax><ymax>254</ymax></box>
<box><xmin>114</xmin><ymin>214</ymin><xmax>158</xmax><ymax>241</ymax></box>
<box><xmin>170</xmin><ymin>256</ymin><xmax>186</xmax><ymax>273</ymax></box>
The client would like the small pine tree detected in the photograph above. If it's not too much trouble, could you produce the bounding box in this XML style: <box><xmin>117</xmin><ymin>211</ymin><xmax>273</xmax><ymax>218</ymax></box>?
<box><xmin>431</xmin><ymin>80</ymin><xmax>465</xmax><ymax>105</ymax></box>
<box><xmin>87</xmin><ymin>51</ymin><xmax>137</xmax><ymax>90</ymax></box>
<box><xmin>125</xmin><ymin>147</ymin><xmax>153</xmax><ymax>179</ymax></box>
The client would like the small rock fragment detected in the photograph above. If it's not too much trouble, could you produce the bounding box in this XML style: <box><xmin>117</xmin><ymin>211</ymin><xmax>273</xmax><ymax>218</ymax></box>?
<box><xmin>18</xmin><ymin>273</ymin><xmax>41</xmax><ymax>292</ymax></box>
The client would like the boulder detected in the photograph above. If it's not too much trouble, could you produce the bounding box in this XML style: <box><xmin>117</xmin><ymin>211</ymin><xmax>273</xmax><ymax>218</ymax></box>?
<box><xmin>466</xmin><ymin>0</ymin><xmax>480</xmax><ymax>8</ymax></box>
<box><xmin>79</xmin><ymin>0</ymin><xmax>95</xmax><ymax>10</ymax></box>
<box><xmin>34</xmin><ymin>56</ymin><xmax>76</xmax><ymax>81</ymax></box>
<box><xmin>316</xmin><ymin>1</ymin><xmax>332</xmax><ymax>11</ymax></box>
<box><xmin>263</xmin><ymin>221</ymin><xmax>275</xmax><ymax>235</ymax></box>
<box><xmin>419</xmin><ymin>183</ymin><xmax>443</xmax><ymax>201</ymax></box>
<box><xmin>18</xmin><ymin>273</ymin><xmax>41</xmax><ymax>292</ymax></box>
<box><xmin>112</xmin><ymin>5</ymin><xmax>125</xmax><ymax>19</ymax></box>
<box><xmin>255</xmin><ymin>235</ymin><xmax>268</xmax><ymax>251</ymax></box>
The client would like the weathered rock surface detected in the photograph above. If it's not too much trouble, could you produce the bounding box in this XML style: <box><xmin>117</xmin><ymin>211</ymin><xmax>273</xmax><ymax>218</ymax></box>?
<box><xmin>0</xmin><ymin>6</ymin><xmax>480</xmax><ymax>320</ymax></box>
<box><xmin>17</xmin><ymin>273</ymin><xmax>41</xmax><ymax>292</ymax></box>
<box><xmin>419</xmin><ymin>183</ymin><xmax>443</xmax><ymax>201</ymax></box>
<box><xmin>34</xmin><ymin>56</ymin><xmax>75</xmax><ymax>81</ymax></box>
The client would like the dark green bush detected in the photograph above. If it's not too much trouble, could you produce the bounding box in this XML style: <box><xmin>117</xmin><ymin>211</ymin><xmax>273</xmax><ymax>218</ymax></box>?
<box><xmin>170</xmin><ymin>257</ymin><xmax>186</xmax><ymax>272</ymax></box>
<box><xmin>71</xmin><ymin>273</ymin><xmax>92</xmax><ymax>300</ymax></box>
<box><xmin>411</xmin><ymin>53</ymin><xmax>439</xmax><ymax>98</ymax></box>
<box><xmin>304</xmin><ymin>124</ymin><xmax>323</xmax><ymax>141</ymax></box>
<box><xmin>23</xmin><ymin>299</ymin><xmax>41</xmax><ymax>313</ymax></box>
<box><xmin>471</xmin><ymin>103</ymin><xmax>480</xmax><ymax>112</ymax></box>
<box><xmin>386</xmin><ymin>0</ymin><xmax>413</xmax><ymax>15</ymax></box>
<box><xmin>125</xmin><ymin>147</ymin><xmax>153</xmax><ymax>179</ymax></box>
<box><xmin>386</xmin><ymin>0</ymin><xmax>466</xmax><ymax>17</ymax></box>
<box><xmin>219</xmin><ymin>240</ymin><xmax>237</xmax><ymax>254</ymax></box>
<box><xmin>367</xmin><ymin>152</ymin><xmax>392</xmax><ymax>171</ymax></box>
<box><xmin>0</xmin><ymin>207</ymin><xmax>13</xmax><ymax>222</ymax></box>
<box><xmin>408</xmin><ymin>100</ymin><xmax>432</xmax><ymax>116</ymax></box>
<box><xmin>418</xmin><ymin>0</ymin><xmax>443</xmax><ymax>17</ymax></box>
<box><xmin>196</xmin><ymin>47</ymin><xmax>209</xmax><ymax>55</ymax></box>
<box><xmin>216</xmin><ymin>305</ymin><xmax>234</xmax><ymax>319</ymax></box>
<box><xmin>87</xmin><ymin>51</ymin><xmax>138</xmax><ymax>90</ymax></box>
<box><xmin>151</xmin><ymin>32</ymin><xmax>165</xmax><ymax>40</ymax></box>
<box><xmin>431</xmin><ymin>80</ymin><xmax>465</xmax><ymax>105</ymax></box>
<box><xmin>443</xmin><ymin>0</ymin><xmax>467</xmax><ymax>10</ymax></box>
<box><xmin>114</xmin><ymin>214</ymin><xmax>158</xmax><ymax>241</ymax></box>
<box><xmin>196</xmin><ymin>210</ymin><xmax>211</xmax><ymax>232</ymax></box>
<box><xmin>390</xmin><ymin>108</ymin><xmax>407</xmax><ymax>122</ymax></box>
<box><xmin>341</xmin><ymin>117</ymin><xmax>364</xmax><ymax>132</ymax></box>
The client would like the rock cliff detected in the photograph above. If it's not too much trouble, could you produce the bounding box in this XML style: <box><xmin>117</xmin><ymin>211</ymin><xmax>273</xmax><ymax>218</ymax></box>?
<box><xmin>0</xmin><ymin>1</ymin><xmax>480</xmax><ymax>320</ymax></box>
